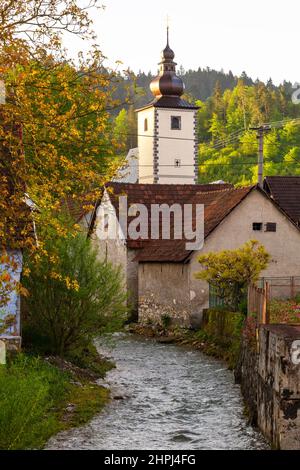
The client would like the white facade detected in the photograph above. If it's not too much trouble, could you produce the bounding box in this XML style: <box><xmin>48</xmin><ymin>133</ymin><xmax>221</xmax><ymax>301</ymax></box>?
<box><xmin>115</xmin><ymin>148</ymin><xmax>139</xmax><ymax>184</ymax></box>
<box><xmin>137</xmin><ymin>106</ymin><xmax>197</xmax><ymax>184</ymax></box>
<box><xmin>137</xmin><ymin>107</ymin><xmax>156</xmax><ymax>183</ymax></box>
<box><xmin>156</xmin><ymin>108</ymin><xmax>197</xmax><ymax>184</ymax></box>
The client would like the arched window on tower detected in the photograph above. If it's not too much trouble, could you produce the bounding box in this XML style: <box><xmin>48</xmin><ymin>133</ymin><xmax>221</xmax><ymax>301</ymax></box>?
<box><xmin>144</xmin><ymin>118</ymin><xmax>148</xmax><ymax>132</ymax></box>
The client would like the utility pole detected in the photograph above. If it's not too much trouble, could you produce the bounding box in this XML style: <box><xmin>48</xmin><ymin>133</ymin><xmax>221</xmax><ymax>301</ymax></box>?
<box><xmin>250</xmin><ymin>125</ymin><xmax>271</xmax><ymax>187</ymax></box>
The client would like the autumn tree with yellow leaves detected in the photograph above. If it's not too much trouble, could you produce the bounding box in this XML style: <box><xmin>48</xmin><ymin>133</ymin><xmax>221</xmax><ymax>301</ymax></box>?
<box><xmin>0</xmin><ymin>1</ymin><xmax>127</xmax><ymax>309</ymax></box>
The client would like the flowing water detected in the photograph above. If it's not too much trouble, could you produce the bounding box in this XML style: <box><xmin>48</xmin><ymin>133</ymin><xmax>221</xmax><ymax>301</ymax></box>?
<box><xmin>47</xmin><ymin>333</ymin><xmax>269</xmax><ymax>450</ymax></box>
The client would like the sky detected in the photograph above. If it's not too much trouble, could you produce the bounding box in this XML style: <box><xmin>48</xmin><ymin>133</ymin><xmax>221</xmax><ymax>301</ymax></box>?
<box><xmin>64</xmin><ymin>0</ymin><xmax>300</xmax><ymax>85</ymax></box>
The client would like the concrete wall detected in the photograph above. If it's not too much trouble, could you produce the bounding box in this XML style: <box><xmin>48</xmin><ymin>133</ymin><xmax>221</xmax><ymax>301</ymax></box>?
<box><xmin>237</xmin><ymin>325</ymin><xmax>300</xmax><ymax>450</ymax></box>
<box><xmin>138</xmin><ymin>262</ymin><xmax>191</xmax><ymax>326</ymax></box>
<box><xmin>189</xmin><ymin>189</ymin><xmax>300</xmax><ymax>324</ymax></box>
<box><xmin>258</xmin><ymin>325</ymin><xmax>300</xmax><ymax>449</ymax></box>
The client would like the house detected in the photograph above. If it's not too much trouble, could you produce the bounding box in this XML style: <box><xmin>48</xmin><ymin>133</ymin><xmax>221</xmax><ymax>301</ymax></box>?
<box><xmin>87</xmin><ymin>181</ymin><xmax>232</xmax><ymax>318</ymax></box>
<box><xmin>136</xmin><ymin>183</ymin><xmax>300</xmax><ymax>327</ymax></box>
<box><xmin>82</xmin><ymin>177</ymin><xmax>300</xmax><ymax>326</ymax></box>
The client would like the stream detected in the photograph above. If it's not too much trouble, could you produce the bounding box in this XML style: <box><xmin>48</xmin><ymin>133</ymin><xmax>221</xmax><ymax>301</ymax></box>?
<box><xmin>47</xmin><ymin>333</ymin><xmax>269</xmax><ymax>450</ymax></box>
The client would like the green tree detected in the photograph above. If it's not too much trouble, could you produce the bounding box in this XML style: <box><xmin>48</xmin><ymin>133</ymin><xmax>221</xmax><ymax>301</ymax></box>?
<box><xmin>23</xmin><ymin>233</ymin><xmax>127</xmax><ymax>356</ymax></box>
<box><xmin>114</xmin><ymin>108</ymin><xmax>129</xmax><ymax>153</ymax></box>
<box><xmin>195</xmin><ymin>240</ymin><xmax>270</xmax><ymax>311</ymax></box>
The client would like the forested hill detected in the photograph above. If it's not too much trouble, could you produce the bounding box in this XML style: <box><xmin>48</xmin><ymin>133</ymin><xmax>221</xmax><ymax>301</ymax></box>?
<box><xmin>115</xmin><ymin>67</ymin><xmax>295</xmax><ymax>110</ymax></box>
<box><xmin>113</xmin><ymin>69</ymin><xmax>300</xmax><ymax>186</ymax></box>
<box><xmin>133</xmin><ymin>67</ymin><xmax>254</xmax><ymax>105</ymax></box>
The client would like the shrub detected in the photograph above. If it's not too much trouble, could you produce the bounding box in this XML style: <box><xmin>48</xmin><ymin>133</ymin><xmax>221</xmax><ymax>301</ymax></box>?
<box><xmin>23</xmin><ymin>233</ymin><xmax>127</xmax><ymax>356</ymax></box>
<box><xmin>195</xmin><ymin>309</ymin><xmax>245</xmax><ymax>369</ymax></box>
<box><xmin>202</xmin><ymin>308</ymin><xmax>244</xmax><ymax>345</ymax></box>
<box><xmin>161</xmin><ymin>314</ymin><xmax>172</xmax><ymax>330</ymax></box>
<box><xmin>196</xmin><ymin>240</ymin><xmax>270</xmax><ymax>312</ymax></box>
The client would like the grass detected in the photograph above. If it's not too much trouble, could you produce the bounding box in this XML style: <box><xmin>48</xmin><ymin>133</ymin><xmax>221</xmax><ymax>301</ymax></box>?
<box><xmin>0</xmin><ymin>352</ymin><xmax>111</xmax><ymax>450</ymax></box>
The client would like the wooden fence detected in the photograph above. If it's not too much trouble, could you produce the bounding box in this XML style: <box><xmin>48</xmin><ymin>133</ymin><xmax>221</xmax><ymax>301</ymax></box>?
<box><xmin>248</xmin><ymin>277</ymin><xmax>300</xmax><ymax>324</ymax></box>
<box><xmin>247</xmin><ymin>282</ymin><xmax>270</xmax><ymax>324</ymax></box>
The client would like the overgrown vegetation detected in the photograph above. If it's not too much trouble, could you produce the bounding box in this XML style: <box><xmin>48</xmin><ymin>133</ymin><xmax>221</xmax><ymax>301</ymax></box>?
<box><xmin>23</xmin><ymin>233</ymin><xmax>127</xmax><ymax>357</ymax></box>
<box><xmin>196</xmin><ymin>240</ymin><xmax>270</xmax><ymax>311</ymax></box>
<box><xmin>0</xmin><ymin>353</ymin><xmax>110</xmax><ymax>450</ymax></box>
<box><xmin>1</xmin><ymin>231</ymin><xmax>127</xmax><ymax>450</ymax></box>
<box><xmin>269</xmin><ymin>296</ymin><xmax>300</xmax><ymax>324</ymax></box>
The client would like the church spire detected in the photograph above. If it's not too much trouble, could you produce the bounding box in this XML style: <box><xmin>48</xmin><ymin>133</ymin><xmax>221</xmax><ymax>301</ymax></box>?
<box><xmin>150</xmin><ymin>28</ymin><xmax>184</xmax><ymax>98</ymax></box>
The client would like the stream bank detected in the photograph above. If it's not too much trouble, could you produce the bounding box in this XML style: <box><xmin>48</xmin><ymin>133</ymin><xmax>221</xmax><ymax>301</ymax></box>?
<box><xmin>0</xmin><ymin>350</ymin><xmax>112</xmax><ymax>450</ymax></box>
<box><xmin>47</xmin><ymin>333</ymin><xmax>269</xmax><ymax>450</ymax></box>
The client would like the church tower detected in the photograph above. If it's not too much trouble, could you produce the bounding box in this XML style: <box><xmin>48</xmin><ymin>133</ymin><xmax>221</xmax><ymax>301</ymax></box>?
<box><xmin>136</xmin><ymin>30</ymin><xmax>199</xmax><ymax>184</ymax></box>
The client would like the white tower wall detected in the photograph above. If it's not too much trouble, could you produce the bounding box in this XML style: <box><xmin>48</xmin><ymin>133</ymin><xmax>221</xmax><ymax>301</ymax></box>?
<box><xmin>137</xmin><ymin>107</ymin><xmax>155</xmax><ymax>183</ymax></box>
<box><xmin>156</xmin><ymin>108</ymin><xmax>197</xmax><ymax>184</ymax></box>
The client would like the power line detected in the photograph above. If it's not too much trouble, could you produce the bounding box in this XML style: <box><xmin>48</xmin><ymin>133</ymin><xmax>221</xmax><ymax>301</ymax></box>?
<box><xmin>136</xmin><ymin>161</ymin><xmax>299</xmax><ymax>167</ymax></box>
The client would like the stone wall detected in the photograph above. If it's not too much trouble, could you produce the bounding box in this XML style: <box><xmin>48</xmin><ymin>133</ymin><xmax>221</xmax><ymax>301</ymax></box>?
<box><xmin>236</xmin><ymin>324</ymin><xmax>300</xmax><ymax>449</ymax></box>
<box><xmin>138</xmin><ymin>262</ymin><xmax>191</xmax><ymax>327</ymax></box>
<box><xmin>127</xmin><ymin>249</ymin><xmax>139</xmax><ymax>320</ymax></box>
<box><xmin>234</xmin><ymin>342</ymin><xmax>258</xmax><ymax>426</ymax></box>
<box><xmin>258</xmin><ymin>325</ymin><xmax>300</xmax><ymax>449</ymax></box>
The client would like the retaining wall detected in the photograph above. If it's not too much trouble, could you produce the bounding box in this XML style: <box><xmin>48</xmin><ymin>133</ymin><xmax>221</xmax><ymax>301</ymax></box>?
<box><xmin>236</xmin><ymin>324</ymin><xmax>300</xmax><ymax>449</ymax></box>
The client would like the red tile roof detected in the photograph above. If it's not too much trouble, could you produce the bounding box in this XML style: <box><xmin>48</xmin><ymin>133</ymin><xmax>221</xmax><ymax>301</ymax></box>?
<box><xmin>264</xmin><ymin>176</ymin><xmax>300</xmax><ymax>226</ymax></box>
<box><xmin>104</xmin><ymin>182</ymin><xmax>252</xmax><ymax>262</ymax></box>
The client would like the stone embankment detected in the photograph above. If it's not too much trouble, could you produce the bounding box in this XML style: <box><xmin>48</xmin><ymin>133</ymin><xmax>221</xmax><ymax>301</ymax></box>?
<box><xmin>236</xmin><ymin>325</ymin><xmax>300</xmax><ymax>449</ymax></box>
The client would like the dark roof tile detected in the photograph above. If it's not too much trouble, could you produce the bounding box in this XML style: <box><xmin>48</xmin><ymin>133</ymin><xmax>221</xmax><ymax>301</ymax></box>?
<box><xmin>264</xmin><ymin>176</ymin><xmax>300</xmax><ymax>225</ymax></box>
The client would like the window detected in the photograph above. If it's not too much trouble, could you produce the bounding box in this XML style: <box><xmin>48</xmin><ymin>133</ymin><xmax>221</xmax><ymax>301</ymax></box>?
<box><xmin>144</xmin><ymin>118</ymin><xmax>148</xmax><ymax>132</ymax></box>
<box><xmin>171</xmin><ymin>116</ymin><xmax>181</xmax><ymax>130</ymax></box>
<box><xmin>253</xmin><ymin>222</ymin><xmax>263</xmax><ymax>231</ymax></box>
<box><xmin>174</xmin><ymin>159</ymin><xmax>181</xmax><ymax>168</ymax></box>
<box><xmin>265</xmin><ymin>222</ymin><xmax>277</xmax><ymax>232</ymax></box>
<box><xmin>104</xmin><ymin>213</ymin><xmax>109</xmax><ymax>232</ymax></box>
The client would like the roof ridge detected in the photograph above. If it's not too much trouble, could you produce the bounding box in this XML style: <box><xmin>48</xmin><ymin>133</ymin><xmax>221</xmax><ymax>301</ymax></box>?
<box><xmin>195</xmin><ymin>185</ymin><xmax>253</xmax><ymax>196</ymax></box>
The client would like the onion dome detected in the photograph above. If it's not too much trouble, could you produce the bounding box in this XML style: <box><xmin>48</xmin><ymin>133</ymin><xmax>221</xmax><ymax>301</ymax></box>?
<box><xmin>161</xmin><ymin>43</ymin><xmax>175</xmax><ymax>61</ymax></box>
<box><xmin>150</xmin><ymin>29</ymin><xmax>185</xmax><ymax>98</ymax></box>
